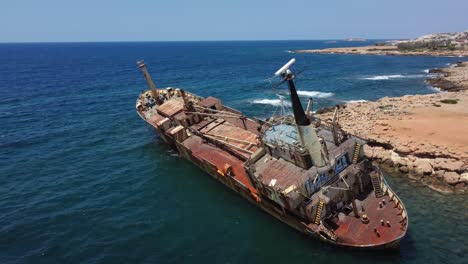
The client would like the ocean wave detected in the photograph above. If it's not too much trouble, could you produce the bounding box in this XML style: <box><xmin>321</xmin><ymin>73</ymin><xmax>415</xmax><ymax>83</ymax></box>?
<box><xmin>423</xmin><ymin>69</ymin><xmax>430</xmax><ymax>73</ymax></box>
<box><xmin>297</xmin><ymin>90</ymin><xmax>334</xmax><ymax>98</ymax></box>
<box><xmin>361</xmin><ymin>74</ymin><xmax>404</xmax><ymax>80</ymax></box>
<box><xmin>252</xmin><ymin>99</ymin><xmax>292</xmax><ymax>106</ymax></box>
<box><xmin>427</xmin><ymin>86</ymin><xmax>442</xmax><ymax>92</ymax></box>
<box><xmin>285</xmin><ymin>50</ymin><xmax>293</xmax><ymax>53</ymax></box>
<box><xmin>360</xmin><ymin>74</ymin><xmax>427</xmax><ymax>80</ymax></box>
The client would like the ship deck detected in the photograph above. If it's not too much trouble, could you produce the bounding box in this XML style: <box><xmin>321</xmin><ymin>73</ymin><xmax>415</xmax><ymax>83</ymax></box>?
<box><xmin>182</xmin><ymin>135</ymin><xmax>258</xmax><ymax>194</ymax></box>
<box><xmin>193</xmin><ymin>118</ymin><xmax>260</xmax><ymax>159</ymax></box>
<box><xmin>253</xmin><ymin>154</ymin><xmax>317</xmax><ymax>192</ymax></box>
<box><xmin>313</xmin><ymin>190</ymin><xmax>407</xmax><ymax>247</ymax></box>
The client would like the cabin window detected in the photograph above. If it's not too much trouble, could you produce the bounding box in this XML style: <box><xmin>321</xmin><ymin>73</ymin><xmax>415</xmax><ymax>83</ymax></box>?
<box><xmin>305</xmin><ymin>179</ymin><xmax>313</xmax><ymax>195</ymax></box>
<box><xmin>313</xmin><ymin>173</ymin><xmax>328</xmax><ymax>192</ymax></box>
<box><xmin>334</xmin><ymin>154</ymin><xmax>348</xmax><ymax>175</ymax></box>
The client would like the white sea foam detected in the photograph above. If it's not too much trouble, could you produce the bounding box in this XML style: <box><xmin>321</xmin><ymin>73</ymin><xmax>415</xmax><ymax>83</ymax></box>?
<box><xmin>427</xmin><ymin>73</ymin><xmax>439</xmax><ymax>78</ymax></box>
<box><xmin>361</xmin><ymin>74</ymin><xmax>428</xmax><ymax>80</ymax></box>
<box><xmin>297</xmin><ymin>90</ymin><xmax>334</xmax><ymax>98</ymax></box>
<box><xmin>427</xmin><ymin>86</ymin><xmax>442</xmax><ymax>92</ymax></box>
<box><xmin>347</xmin><ymin>99</ymin><xmax>368</xmax><ymax>103</ymax></box>
<box><xmin>361</xmin><ymin>74</ymin><xmax>404</xmax><ymax>80</ymax></box>
<box><xmin>423</xmin><ymin>69</ymin><xmax>430</xmax><ymax>73</ymax></box>
<box><xmin>252</xmin><ymin>99</ymin><xmax>292</xmax><ymax>106</ymax></box>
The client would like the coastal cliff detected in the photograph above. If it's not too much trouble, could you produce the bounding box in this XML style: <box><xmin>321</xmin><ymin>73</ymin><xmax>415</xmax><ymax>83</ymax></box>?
<box><xmin>317</xmin><ymin>62</ymin><xmax>468</xmax><ymax>194</ymax></box>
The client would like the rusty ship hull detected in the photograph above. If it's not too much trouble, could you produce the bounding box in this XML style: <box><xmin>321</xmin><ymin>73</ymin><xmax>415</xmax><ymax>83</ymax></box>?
<box><xmin>135</xmin><ymin>61</ymin><xmax>408</xmax><ymax>249</ymax></box>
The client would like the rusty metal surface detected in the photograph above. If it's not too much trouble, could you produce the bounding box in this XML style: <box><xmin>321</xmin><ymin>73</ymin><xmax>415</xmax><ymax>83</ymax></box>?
<box><xmin>147</xmin><ymin>112</ymin><xmax>165</xmax><ymax>127</ymax></box>
<box><xmin>199</xmin><ymin>96</ymin><xmax>220</xmax><ymax>108</ymax></box>
<box><xmin>202</xmin><ymin>122</ymin><xmax>259</xmax><ymax>151</ymax></box>
<box><xmin>189</xmin><ymin>119</ymin><xmax>213</xmax><ymax>131</ymax></box>
<box><xmin>198</xmin><ymin>118</ymin><xmax>224</xmax><ymax>133</ymax></box>
<box><xmin>254</xmin><ymin>154</ymin><xmax>316</xmax><ymax>191</ymax></box>
<box><xmin>221</xmin><ymin>117</ymin><xmax>261</xmax><ymax>135</ymax></box>
<box><xmin>190</xmin><ymin>115</ymin><xmax>261</xmax><ymax>160</ymax></box>
<box><xmin>182</xmin><ymin>135</ymin><xmax>258</xmax><ymax>194</ymax></box>
<box><xmin>174</xmin><ymin>111</ymin><xmax>187</xmax><ymax>121</ymax></box>
<box><xmin>331</xmin><ymin>191</ymin><xmax>407</xmax><ymax>247</ymax></box>
<box><xmin>157</xmin><ymin>99</ymin><xmax>184</xmax><ymax>117</ymax></box>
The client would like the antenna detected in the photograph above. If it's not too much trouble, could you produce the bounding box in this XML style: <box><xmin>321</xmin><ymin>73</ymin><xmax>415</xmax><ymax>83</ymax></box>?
<box><xmin>274</xmin><ymin>58</ymin><xmax>296</xmax><ymax>76</ymax></box>
<box><xmin>276</xmin><ymin>94</ymin><xmax>286</xmax><ymax>117</ymax></box>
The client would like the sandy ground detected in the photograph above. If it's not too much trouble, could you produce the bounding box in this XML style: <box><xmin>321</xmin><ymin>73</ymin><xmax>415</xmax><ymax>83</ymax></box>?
<box><xmin>387</xmin><ymin>108</ymin><xmax>468</xmax><ymax>154</ymax></box>
<box><xmin>316</xmin><ymin>63</ymin><xmax>468</xmax><ymax>193</ymax></box>
<box><xmin>293</xmin><ymin>45</ymin><xmax>468</xmax><ymax>57</ymax></box>
<box><xmin>322</xmin><ymin>92</ymin><xmax>468</xmax><ymax>163</ymax></box>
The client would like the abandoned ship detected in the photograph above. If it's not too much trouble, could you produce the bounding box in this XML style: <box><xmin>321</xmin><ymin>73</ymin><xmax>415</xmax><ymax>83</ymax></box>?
<box><xmin>135</xmin><ymin>59</ymin><xmax>408</xmax><ymax>249</ymax></box>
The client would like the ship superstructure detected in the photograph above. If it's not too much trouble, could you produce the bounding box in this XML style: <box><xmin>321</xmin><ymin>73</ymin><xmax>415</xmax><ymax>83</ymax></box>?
<box><xmin>135</xmin><ymin>60</ymin><xmax>408</xmax><ymax>248</ymax></box>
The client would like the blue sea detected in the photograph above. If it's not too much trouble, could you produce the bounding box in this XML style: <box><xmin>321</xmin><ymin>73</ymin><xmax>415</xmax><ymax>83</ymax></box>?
<box><xmin>0</xmin><ymin>41</ymin><xmax>466</xmax><ymax>264</ymax></box>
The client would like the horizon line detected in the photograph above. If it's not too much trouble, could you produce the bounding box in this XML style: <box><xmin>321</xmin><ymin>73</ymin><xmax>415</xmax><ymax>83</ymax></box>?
<box><xmin>0</xmin><ymin>38</ymin><xmax>402</xmax><ymax>44</ymax></box>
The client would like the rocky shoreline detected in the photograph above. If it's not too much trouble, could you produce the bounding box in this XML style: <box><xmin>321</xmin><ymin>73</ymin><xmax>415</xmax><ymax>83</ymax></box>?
<box><xmin>317</xmin><ymin>62</ymin><xmax>468</xmax><ymax>194</ymax></box>
<box><xmin>292</xmin><ymin>45</ymin><xmax>468</xmax><ymax>57</ymax></box>
<box><xmin>426</xmin><ymin>61</ymin><xmax>468</xmax><ymax>91</ymax></box>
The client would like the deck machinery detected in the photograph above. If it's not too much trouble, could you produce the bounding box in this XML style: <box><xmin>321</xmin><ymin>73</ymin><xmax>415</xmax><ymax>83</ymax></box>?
<box><xmin>135</xmin><ymin>59</ymin><xmax>408</xmax><ymax>249</ymax></box>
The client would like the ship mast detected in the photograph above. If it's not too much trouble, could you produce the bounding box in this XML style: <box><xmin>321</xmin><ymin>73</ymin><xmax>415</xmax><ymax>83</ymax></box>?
<box><xmin>137</xmin><ymin>61</ymin><xmax>160</xmax><ymax>103</ymax></box>
<box><xmin>275</xmin><ymin>59</ymin><xmax>326</xmax><ymax>167</ymax></box>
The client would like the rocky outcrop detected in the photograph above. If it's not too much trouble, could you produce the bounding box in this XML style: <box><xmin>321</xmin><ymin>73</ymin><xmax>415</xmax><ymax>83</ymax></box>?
<box><xmin>316</xmin><ymin>64</ymin><xmax>468</xmax><ymax>194</ymax></box>
<box><xmin>426</xmin><ymin>62</ymin><xmax>468</xmax><ymax>91</ymax></box>
<box><xmin>361</xmin><ymin>145</ymin><xmax>467</xmax><ymax>194</ymax></box>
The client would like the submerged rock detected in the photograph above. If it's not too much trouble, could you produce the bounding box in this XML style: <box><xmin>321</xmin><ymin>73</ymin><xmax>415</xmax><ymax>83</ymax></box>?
<box><xmin>461</xmin><ymin>173</ymin><xmax>468</xmax><ymax>183</ymax></box>
<box><xmin>415</xmin><ymin>159</ymin><xmax>433</xmax><ymax>175</ymax></box>
<box><xmin>399</xmin><ymin>166</ymin><xmax>409</xmax><ymax>173</ymax></box>
<box><xmin>434</xmin><ymin>170</ymin><xmax>446</xmax><ymax>179</ymax></box>
<box><xmin>427</xmin><ymin>183</ymin><xmax>454</xmax><ymax>194</ymax></box>
<box><xmin>444</xmin><ymin>172</ymin><xmax>461</xmax><ymax>185</ymax></box>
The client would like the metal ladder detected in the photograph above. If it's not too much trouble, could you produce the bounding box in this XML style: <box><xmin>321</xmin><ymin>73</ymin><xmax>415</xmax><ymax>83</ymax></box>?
<box><xmin>352</xmin><ymin>143</ymin><xmax>361</xmax><ymax>164</ymax></box>
<box><xmin>314</xmin><ymin>200</ymin><xmax>325</xmax><ymax>225</ymax></box>
<box><xmin>371</xmin><ymin>174</ymin><xmax>384</xmax><ymax>198</ymax></box>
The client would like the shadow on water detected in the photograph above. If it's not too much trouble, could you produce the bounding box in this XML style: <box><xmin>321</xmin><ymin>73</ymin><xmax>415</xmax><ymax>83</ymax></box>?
<box><xmin>399</xmin><ymin>233</ymin><xmax>418</xmax><ymax>261</ymax></box>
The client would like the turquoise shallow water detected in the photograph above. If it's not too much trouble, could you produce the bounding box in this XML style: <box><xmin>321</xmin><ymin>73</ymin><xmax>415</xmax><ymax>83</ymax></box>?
<box><xmin>0</xmin><ymin>41</ymin><xmax>466</xmax><ymax>263</ymax></box>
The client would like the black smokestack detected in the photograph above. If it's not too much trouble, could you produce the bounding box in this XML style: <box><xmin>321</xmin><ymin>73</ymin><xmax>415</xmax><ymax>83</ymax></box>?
<box><xmin>286</xmin><ymin>75</ymin><xmax>310</xmax><ymax>126</ymax></box>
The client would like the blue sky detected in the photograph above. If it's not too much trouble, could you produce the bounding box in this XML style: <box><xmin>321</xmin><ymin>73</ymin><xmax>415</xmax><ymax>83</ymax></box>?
<box><xmin>1</xmin><ymin>0</ymin><xmax>467</xmax><ymax>42</ymax></box>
